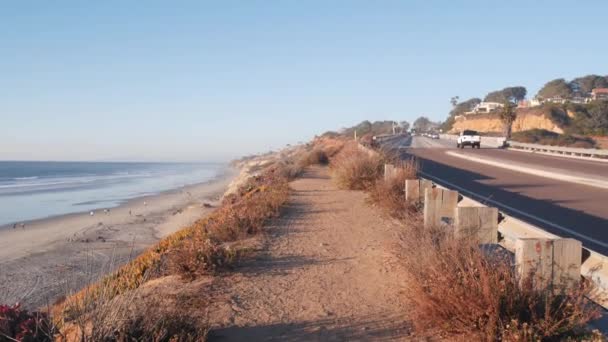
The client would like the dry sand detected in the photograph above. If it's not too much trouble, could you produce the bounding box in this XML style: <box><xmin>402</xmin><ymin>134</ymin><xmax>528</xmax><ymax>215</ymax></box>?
<box><xmin>0</xmin><ymin>168</ymin><xmax>238</xmax><ymax>310</ymax></box>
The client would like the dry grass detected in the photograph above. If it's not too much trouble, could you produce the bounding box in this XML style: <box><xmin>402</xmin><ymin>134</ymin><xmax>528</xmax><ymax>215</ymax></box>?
<box><xmin>368</xmin><ymin>158</ymin><xmax>418</xmax><ymax>220</ymax></box>
<box><xmin>59</xmin><ymin>279</ymin><xmax>209</xmax><ymax>341</ymax></box>
<box><xmin>301</xmin><ymin>147</ymin><xmax>329</xmax><ymax>166</ymax></box>
<box><xmin>330</xmin><ymin>143</ymin><xmax>384</xmax><ymax>190</ymax></box>
<box><xmin>397</xmin><ymin>214</ymin><xmax>601</xmax><ymax>341</ymax></box>
<box><xmin>273</xmin><ymin>139</ymin><xmax>345</xmax><ymax>181</ymax></box>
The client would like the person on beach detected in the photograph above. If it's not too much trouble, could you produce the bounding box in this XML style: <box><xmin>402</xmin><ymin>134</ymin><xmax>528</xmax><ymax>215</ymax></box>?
<box><xmin>20</xmin><ymin>223</ymin><xmax>25</xmax><ymax>229</ymax></box>
<box><xmin>90</xmin><ymin>211</ymin><xmax>94</xmax><ymax>216</ymax></box>
<box><xmin>13</xmin><ymin>223</ymin><xmax>16</xmax><ymax>229</ymax></box>
<box><xmin>129</xmin><ymin>210</ymin><xmax>132</xmax><ymax>216</ymax></box>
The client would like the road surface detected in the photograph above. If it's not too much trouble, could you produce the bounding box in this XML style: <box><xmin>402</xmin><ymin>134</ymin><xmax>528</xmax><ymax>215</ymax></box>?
<box><xmin>386</xmin><ymin>136</ymin><xmax>608</xmax><ymax>254</ymax></box>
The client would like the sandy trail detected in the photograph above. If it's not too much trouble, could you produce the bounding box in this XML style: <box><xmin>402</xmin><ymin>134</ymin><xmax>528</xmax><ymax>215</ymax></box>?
<box><xmin>208</xmin><ymin>166</ymin><xmax>411</xmax><ymax>341</ymax></box>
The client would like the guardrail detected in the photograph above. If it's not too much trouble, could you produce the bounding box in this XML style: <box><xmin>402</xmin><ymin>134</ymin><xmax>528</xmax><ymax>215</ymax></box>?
<box><xmin>365</xmin><ymin>141</ymin><xmax>608</xmax><ymax>309</ymax></box>
<box><xmin>508</xmin><ymin>141</ymin><xmax>608</xmax><ymax>159</ymax></box>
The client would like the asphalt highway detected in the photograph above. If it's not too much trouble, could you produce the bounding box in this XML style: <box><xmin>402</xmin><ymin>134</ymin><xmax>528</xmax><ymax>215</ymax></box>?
<box><xmin>386</xmin><ymin>136</ymin><xmax>608</xmax><ymax>254</ymax></box>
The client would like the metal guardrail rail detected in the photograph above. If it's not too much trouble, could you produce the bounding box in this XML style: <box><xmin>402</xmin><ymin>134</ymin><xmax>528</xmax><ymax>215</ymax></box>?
<box><xmin>508</xmin><ymin>141</ymin><xmax>608</xmax><ymax>158</ymax></box>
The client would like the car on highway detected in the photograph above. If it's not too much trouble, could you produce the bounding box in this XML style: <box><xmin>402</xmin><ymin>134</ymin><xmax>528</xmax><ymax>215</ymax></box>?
<box><xmin>457</xmin><ymin>130</ymin><xmax>481</xmax><ymax>149</ymax></box>
<box><xmin>429</xmin><ymin>133</ymin><xmax>439</xmax><ymax>139</ymax></box>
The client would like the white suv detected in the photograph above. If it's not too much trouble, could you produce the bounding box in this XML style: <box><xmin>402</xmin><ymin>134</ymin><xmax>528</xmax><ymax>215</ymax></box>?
<box><xmin>457</xmin><ymin>130</ymin><xmax>481</xmax><ymax>149</ymax></box>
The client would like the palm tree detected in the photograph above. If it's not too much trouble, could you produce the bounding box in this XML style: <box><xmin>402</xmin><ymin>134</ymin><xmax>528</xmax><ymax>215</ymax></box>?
<box><xmin>450</xmin><ymin>96</ymin><xmax>459</xmax><ymax>107</ymax></box>
<box><xmin>499</xmin><ymin>101</ymin><xmax>517</xmax><ymax>138</ymax></box>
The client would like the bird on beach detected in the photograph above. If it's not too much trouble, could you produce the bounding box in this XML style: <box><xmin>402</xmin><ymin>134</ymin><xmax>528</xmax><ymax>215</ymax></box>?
<box><xmin>90</xmin><ymin>211</ymin><xmax>94</xmax><ymax>216</ymax></box>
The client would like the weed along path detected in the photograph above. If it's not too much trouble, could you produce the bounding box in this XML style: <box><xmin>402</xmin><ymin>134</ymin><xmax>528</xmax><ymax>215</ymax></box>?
<box><xmin>208</xmin><ymin>165</ymin><xmax>411</xmax><ymax>340</ymax></box>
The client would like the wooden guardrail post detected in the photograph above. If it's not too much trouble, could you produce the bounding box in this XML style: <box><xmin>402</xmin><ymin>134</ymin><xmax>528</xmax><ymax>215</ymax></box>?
<box><xmin>454</xmin><ymin>207</ymin><xmax>498</xmax><ymax>244</ymax></box>
<box><xmin>553</xmin><ymin>239</ymin><xmax>583</xmax><ymax>289</ymax></box>
<box><xmin>405</xmin><ymin>179</ymin><xmax>433</xmax><ymax>203</ymax></box>
<box><xmin>515</xmin><ymin>238</ymin><xmax>582</xmax><ymax>291</ymax></box>
<box><xmin>424</xmin><ymin>188</ymin><xmax>458</xmax><ymax>228</ymax></box>
<box><xmin>384</xmin><ymin>164</ymin><xmax>396</xmax><ymax>181</ymax></box>
<box><xmin>515</xmin><ymin>238</ymin><xmax>553</xmax><ymax>290</ymax></box>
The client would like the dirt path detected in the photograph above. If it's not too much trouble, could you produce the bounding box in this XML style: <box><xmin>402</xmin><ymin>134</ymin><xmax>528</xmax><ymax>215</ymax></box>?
<box><xmin>207</xmin><ymin>166</ymin><xmax>411</xmax><ymax>341</ymax></box>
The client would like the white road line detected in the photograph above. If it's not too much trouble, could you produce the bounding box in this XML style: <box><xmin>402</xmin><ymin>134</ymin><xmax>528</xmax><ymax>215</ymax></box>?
<box><xmin>419</xmin><ymin>170</ymin><xmax>608</xmax><ymax>249</ymax></box>
<box><xmin>445</xmin><ymin>150</ymin><xmax>608</xmax><ymax>190</ymax></box>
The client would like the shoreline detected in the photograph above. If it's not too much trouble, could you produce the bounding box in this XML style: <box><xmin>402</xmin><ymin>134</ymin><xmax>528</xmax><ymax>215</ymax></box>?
<box><xmin>0</xmin><ymin>166</ymin><xmax>240</xmax><ymax>309</ymax></box>
<box><xmin>0</xmin><ymin>164</ymin><xmax>232</xmax><ymax>230</ymax></box>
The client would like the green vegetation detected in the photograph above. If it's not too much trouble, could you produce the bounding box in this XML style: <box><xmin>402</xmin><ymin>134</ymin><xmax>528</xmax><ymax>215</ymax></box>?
<box><xmin>567</xmin><ymin>101</ymin><xmax>608</xmax><ymax>136</ymax></box>
<box><xmin>341</xmin><ymin>120</ymin><xmax>394</xmax><ymax>137</ymax></box>
<box><xmin>412</xmin><ymin>116</ymin><xmax>439</xmax><ymax>132</ymax></box>
<box><xmin>571</xmin><ymin>75</ymin><xmax>608</xmax><ymax>95</ymax></box>
<box><xmin>511</xmin><ymin>129</ymin><xmax>596</xmax><ymax>148</ymax></box>
<box><xmin>537</xmin><ymin>75</ymin><xmax>608</xmax><ymax>100</ymax></box>
<box><xmin>537</xmin><ymin>78</ymin><xmax>573</xmax><ymax>100</ymax></box>
<box><xmin>484</xmin><ymin>86</ymin><xmax>527</xmax><ymax>103</ymax></box>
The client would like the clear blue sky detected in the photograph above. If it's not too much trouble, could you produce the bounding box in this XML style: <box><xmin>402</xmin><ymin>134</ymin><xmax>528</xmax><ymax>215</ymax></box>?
<box><xmin>1</xmin><ymin>1</ymin><xmax>606</xmax><ymax>162</ymax></box>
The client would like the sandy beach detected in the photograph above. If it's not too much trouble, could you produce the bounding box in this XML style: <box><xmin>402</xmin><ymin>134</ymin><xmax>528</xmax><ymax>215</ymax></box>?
<box><xmin>0</xmin><ymin>167</ymin><xmax>239</xmax><ymax>310</ymax></box>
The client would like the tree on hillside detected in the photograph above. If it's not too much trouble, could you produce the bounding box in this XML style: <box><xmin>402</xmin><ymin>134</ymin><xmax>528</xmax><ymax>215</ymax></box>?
<box><xmin>441</xmin><ymin>98</ymin><xmax>482</xmax><ymax>131</ymax></box>
<box><xmin>451</xmin><ymin>98</ymin><xmax>482</xmax><ymax>116</ymax></box>
<box><xmin>413</xmin><ymin>116</ymin><xmax>437</xmax><ymax>132</ymax></box>
<box><xmin>571</xmin><ymin>75</ymin><xmax>608</xmax><ymax>95</ymax></box>
<box><xmin>499</xmin><ymin>101</ymin><xmax>517</xmax><ymax>138</ymax></box>
<box><xmin>399</xmin><ymin>121</ymin><xmax>410</xmax><ymax>133</ymax></box>
<box><xmin>484</xmin><ymin>86</ymin><xmax>527</xmax><ymax>103</ymax></box>
<box><xmin>537</xmin><ymin>79</ymin><xmax>573</xmax><ymax>100</ymax></box>
<box><xmin>354</xmin><ymin>120</ymin><xmax>372</xmax><ymax>136</ymax></box>
<box><xmin>450</xmin><ymin>96</ymin><xmax>460</xmax><ymax>107</ymax></box>
<box><xmin>586</xmin><ymin>101</ymin><xmax>608</xmax><ymax>135</ymax></box>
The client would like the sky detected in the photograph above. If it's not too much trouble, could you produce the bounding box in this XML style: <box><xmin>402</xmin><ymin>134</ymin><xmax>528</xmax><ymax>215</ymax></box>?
<box><xmin>1</xmin><ymin>1</ymin><xmax>607</xmax><ymax>162</ymax></box>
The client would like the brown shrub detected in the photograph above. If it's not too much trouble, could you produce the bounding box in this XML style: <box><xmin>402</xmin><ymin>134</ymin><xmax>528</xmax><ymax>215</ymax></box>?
<box><xmin>61</xmin><ymin>286</ymin><xmax>209</xmax><ymax>342</ymax></box>
<box><xmin>168</xmin><ymin>169</ymin><xmax>289</xmax><ymax>279</ymax></box>
<box><xmin>398</xmin><ymin>214</ymin><xmax>601</xmax><ymax>341</ymax></box>
<box><xmin>167</xmin><ymin>236</ymin><xmax>237</xmax><ymax>280</ymax></box>
<box><xmin>330</xmin><ymin>143</ymin><xmax>384</xmax><ymax>190</ymax></box>
<box><xmin>302</xmin><ymin>148</ymin><xmax>329</xmax><ymax>165</ymax></box>
<box><xmin>368</xmin><ymin>158</ymin><xmax>418</xmax><ymax>220</ymax></box>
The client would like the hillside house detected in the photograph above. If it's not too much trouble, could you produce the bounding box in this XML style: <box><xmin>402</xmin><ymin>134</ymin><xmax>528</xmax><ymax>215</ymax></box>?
<box><xmin>592</xmin><ymin>88</ymin><xmax>608</xmax><ymax>101</ymax></box>
<box><xmin>543</xmin><ymin>96</ymin><xmax>568</xmax><ymax>104</ymax></box>
<box><xmin>465</xmin><ymin>101</ymin><xmax>504</xmax><ymax>115</ymax></box>
<box><xmin>518</xmin><ymin>98</ymin><xmax>542</xmax><ymax>108</ymax></box>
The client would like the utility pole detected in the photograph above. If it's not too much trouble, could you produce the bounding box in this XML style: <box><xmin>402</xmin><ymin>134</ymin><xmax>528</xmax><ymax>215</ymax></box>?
<box><xmin>354</xmin><ymin>130</ymin><xmax>357</xmax><ymax>141</ymax></box>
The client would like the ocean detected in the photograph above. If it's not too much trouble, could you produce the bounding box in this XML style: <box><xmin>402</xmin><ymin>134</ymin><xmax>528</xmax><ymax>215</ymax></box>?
<box><xmin>0</xmin><ymin>161</ymin><xmax>226</xmax><ymax>226</ymax></box>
